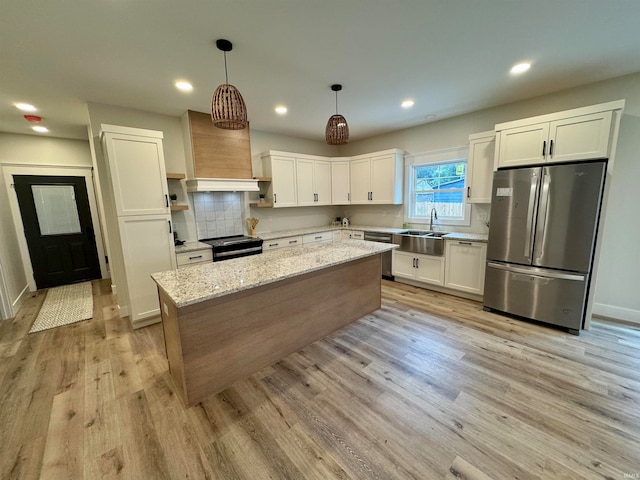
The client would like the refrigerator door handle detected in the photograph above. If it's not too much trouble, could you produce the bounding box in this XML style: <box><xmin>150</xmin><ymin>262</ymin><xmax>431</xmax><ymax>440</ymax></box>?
<box><xmin>534</xmin><ymin>173</ymin><xmax>552</xmax><ymax>263</ymax></box>
<box><xmin>524</xmin><ymin>173</ymin><xmax>538</xmax><ymax>259</ymax></box>
<box><xmin>487</xmin><ymin>262</ymin><xmax>585</xmax><ymax>281</ymax></box>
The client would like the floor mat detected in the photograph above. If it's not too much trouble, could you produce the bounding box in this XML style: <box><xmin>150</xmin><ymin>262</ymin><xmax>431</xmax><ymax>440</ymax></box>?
<box><xmin>29</xmin><ymin>281</ymin><xmax>93</xmax><ymax>333</ymax></box>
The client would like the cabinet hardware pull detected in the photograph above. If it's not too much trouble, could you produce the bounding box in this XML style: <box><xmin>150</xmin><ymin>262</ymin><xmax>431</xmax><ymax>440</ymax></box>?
<box><xmin>168</xmin><ymin>220</ymin><xmax>172</xmax><ymax>233</ymax></box>
<box><xmin>542</xmin><ymin>140</ymin><xmax>546</xmax><ymax>157</ymax></box>
<box><xmin>412</xmin><ymin>258</ymin><xmax>416</xmax><ymax>268</ymax></box>
<box><xmin>269</xmin><ymin>243</ymin><xmax>278</xmax><ymax>247</ymax></box>
<box><xmin>189</xmin><ymin>255</ymin><xmax>203</xmax><ymax>260</ymax></box>
<box><xmin>289</xmin><ymin>240</ymin><xmax>297</xmax><ymax>244</ymax></box>
<box><xmin>416</xmin><ymin>258</ymin><xmax>419</xmax><ymax>268</ymax></box>
<box><xmin>315</xmin><ymin>236</ymin><xmax>322</xmax><ymax>240</ymax></box>
<box><xmin>549</xmin><ymin>139</ymin><xmax>554</xmax><ymax>156</ymax></box>
<box><xmin>165</xmin><ymin>194</ymin><xmax>169</xmax><ymax>208</ymax></box>
<box><xmin>274</xmin><ymin>193</ymin><xmax>277</xmax><ymax>204</ymax></box>
<box><xmin>458</xmin><ymin>241</ymin><xmax>472</xmax><ymax>245</ymax></box>
<box><xmin>467</xmin><ymin>186</ymin><xmax>470</xmax><ymax>198</ymax></box>
<box><xmin>348</xmin><ymin>192</ymin><xmax>350</xmax><ymax>201</ymax></box>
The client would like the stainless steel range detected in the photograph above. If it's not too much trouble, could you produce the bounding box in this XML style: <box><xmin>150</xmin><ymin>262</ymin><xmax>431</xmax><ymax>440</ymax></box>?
<box><xmin>199</xmin><ymin>235</ymin><xmax>263</xmax><ymax>262</ymax></box>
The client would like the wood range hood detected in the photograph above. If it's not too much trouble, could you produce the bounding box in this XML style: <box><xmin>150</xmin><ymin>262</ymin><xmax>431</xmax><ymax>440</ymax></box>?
<box><xmin>181</xmin><ymin>110</ymin><xmax>259</xmax><ymax>192</ymax></box>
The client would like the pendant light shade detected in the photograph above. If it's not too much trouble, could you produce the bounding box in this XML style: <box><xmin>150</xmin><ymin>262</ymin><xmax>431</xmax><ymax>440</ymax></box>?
<box><xmin>211</xmin><ymin>39</ymin><xmax>248</xmax><ymax>130</ymax></box>
<box><xmin>325</xmin><ymin>84</ymin><xmax>349</xmax><ymax>145</ymax></box>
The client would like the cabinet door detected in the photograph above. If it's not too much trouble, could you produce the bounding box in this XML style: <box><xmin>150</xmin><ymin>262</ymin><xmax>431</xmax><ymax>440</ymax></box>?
<box><xmin>444</xmin><ymin>241</ymin><xmax>487</xmax><ymax>295</ymax></box>
<box><xmin>314</xmin><ymin>160</ymin><xmax>332</xmax><ymax>205</ymax></box>
<box><xmin>103</xmin><ymin>133</ymin><xmax>169</xmax><ymax>216</ymax></box>
<box><xmin>118</xmin><ymin>215</ymin><xmax>176</xmax><ymax>325</ymax></box>
<box><xmin>331</xmin><ymin>161</ymin><xmax>351</xmax><ymax>204</ymax></box>
<box><xmin>350</xmin><ymin>158</ymin><xmax>371</xmax><ymax>204</ymax></box>
<box><xmin>270</xmin><ymin>156</ymin><xmax>297</xmax><ymax>208</ymax></box>
<box><xmin>547</xmin><ymin>111</ymin><xmax>612</xmax><ymax>163</ymax></box>
<box><xmin>370</xmin><ymin>154</ymin><xmax>397</xmax><ymax>204</ymax></box>
<box><xmin>392</xmin><ymin>251</ymin><xmax>416</xmax><ymax>280</ymax></box>
<box><xmin>415</xmin><ymin>254</ymin><xmax>444</xmax><ymax>285</ymax></box>
<box><xmin>467</xmin><ymin>135</ymin><xmax>495</xmax><ymax>204</ymax></box>
<box><xmin>497</xmin><ymin>122</ymin><xmax>550</xmax><ymax>168</ymax></box>
<box><xmin>295</xmin><ymin>159</ymin><xmax>315</xmax><ymax>206</ymax></box>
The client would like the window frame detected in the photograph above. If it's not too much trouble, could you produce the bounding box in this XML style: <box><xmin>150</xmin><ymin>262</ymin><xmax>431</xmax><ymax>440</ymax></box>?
<box><xmin>405</xmin><ymin>146</ymin><xmax>471</xmax><ymax>227</ymax></box>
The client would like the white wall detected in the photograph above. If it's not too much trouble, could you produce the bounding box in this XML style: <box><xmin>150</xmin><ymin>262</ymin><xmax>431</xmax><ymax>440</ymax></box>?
<box><xmin>344</xmin><ymin>71</ymin><xmax>640</xmax><ymax>323</ymax></box>
<box><xmin>0</xmin><ymin>133</ymin><xmax>96</xmax><ymax>316</ymax></box>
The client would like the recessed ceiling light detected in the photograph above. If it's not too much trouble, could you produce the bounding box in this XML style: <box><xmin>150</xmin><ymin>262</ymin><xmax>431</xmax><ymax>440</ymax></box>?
<box><xmin>32</xmin><ymin>126</ymin><xmax>49</xmax><ymax>133</ymax></box>
<box><xmin>175</xmin><ymin>81</ymin><xmax>193</xmax><ymax>92</ymax></box>
<box><xmin>510</xmin><ymin>62</ymin><xmax>531</xmax><ymax>75</ymax></box>
<box><xmin>424</xmin><ymin>114</ymin><xmax>437</xmax><ymax>120</ymax></box>
<box><xmin>401</xmin><ymin>99</ymin><xmax>415</xmax><ymax>109</ymax></box>
<box><xmin>275</xmin><ymin>106</ymin><xmax>287</xmax><ymax>115</ymax></box>
<box><xmin>15</xmin><ymin>102</ymin><xmax>37</xmax><ymax>112</ymax></box>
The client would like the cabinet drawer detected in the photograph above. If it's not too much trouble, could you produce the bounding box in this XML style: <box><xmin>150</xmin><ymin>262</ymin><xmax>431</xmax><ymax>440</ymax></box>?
<box><xmin>303</xmin><ymin>231</ymin><xmax>333</xmax><ymax>244</ymax></box>
<box><xmin>263</xmin><ymin>236</ymin><xmax>303</xmax><ymax>251</ymax></box>
<box><xmin>176</xmin><ymin>249</ymin><xmax>213</xmax><ymax>267</ymax></box>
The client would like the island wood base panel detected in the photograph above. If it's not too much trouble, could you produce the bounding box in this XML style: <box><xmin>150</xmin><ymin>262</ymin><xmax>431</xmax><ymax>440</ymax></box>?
<box><xmin>158</xmin><ymin>255</ymin><xmax>382</xmax><ymax>406</ymax></box>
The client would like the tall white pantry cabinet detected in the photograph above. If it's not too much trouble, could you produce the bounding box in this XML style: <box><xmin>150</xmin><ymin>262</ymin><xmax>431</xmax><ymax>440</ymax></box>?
<box><xmin>100</xmin><ymin>124</ymin><xmax>177</xmax><ymax>328</ymax></box>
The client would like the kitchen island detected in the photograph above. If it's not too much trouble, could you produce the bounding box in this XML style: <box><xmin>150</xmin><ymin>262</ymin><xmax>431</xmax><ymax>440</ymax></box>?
<box><xmin>151</xmin><ymin>240</ymin><xmax>397</xmax><ymax>406</ymax></box>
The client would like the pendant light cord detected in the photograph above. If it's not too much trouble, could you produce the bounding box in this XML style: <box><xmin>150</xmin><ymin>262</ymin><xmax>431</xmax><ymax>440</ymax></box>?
<box><xmin>335</xmin><ymin>90</ymin><xmax>338</xmax><ymax>115</ymax></box>
<box><xmin>224</xmin><ymin>51</ymin><xmax>229</xmax><ymax>85</ymax></box>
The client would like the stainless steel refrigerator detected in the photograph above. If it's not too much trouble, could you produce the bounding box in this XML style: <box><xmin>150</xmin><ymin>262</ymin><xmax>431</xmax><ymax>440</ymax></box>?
<box><xmin>483</xmin><ymin>161</ymin><xmax>606</xmax><ymax>334</ymax></box>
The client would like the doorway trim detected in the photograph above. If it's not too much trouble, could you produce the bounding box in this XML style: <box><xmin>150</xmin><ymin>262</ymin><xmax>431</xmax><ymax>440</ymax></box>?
<box><xmin>2</xmin><ymin>164</ymin><xmax>108</xmax><ymax>292</ymax></box>
<box><xmin>0</xmin><ymin>257</ymin><xmax>12</xmax><ymax>320</ymax></box>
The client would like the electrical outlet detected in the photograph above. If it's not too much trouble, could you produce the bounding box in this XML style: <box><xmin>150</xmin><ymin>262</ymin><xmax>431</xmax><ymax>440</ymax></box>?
<box><xmin>479</xmin><ymin>212</ymin><xmax>488</xmax><ymax>222</ymax></box>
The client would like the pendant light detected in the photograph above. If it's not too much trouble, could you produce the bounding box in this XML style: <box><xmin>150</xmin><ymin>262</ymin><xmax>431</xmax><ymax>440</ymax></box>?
<box><xmin>325</xmin><ymin>84</ymin><xmax>349</xmax><ymax>145</ymax></box>
<box><xmin>211</xmin><ymin>39</ymin><xmax>248</xmax><ymax>130</ymax></box>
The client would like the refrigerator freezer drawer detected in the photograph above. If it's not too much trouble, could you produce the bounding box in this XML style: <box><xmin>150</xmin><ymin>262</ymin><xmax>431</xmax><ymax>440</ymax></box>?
<box><xmin>483</xmin><ymin>263</ymin><xmax>588</xmax><ymax>331</ymax></box>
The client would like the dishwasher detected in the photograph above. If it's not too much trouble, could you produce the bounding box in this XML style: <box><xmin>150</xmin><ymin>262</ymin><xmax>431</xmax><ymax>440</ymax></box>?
<box><xmin>363</xmin><ymin>231</ymin><xmax>394</xmax><ymax>280</ymax></box>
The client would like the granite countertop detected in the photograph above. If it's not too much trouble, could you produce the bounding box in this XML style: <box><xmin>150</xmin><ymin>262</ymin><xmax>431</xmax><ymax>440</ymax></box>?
<box><xmin>443</xmin><ymin>232</ymin><xmax>488</xmax><ymax>242</ymax></box>
<box><xmin>174</xmin><ymin>241</ymin><xmax>212</xmax><ymax>254</ymax></box>
<box><xmin>255</xmin><ymin>225</ymin><xmax>488</xmax><ymax>242</ymax></box>
<box><xmin>152</xmin><ymin>240</ymin><xmax>397</xmax><ymax>308</ymax></box>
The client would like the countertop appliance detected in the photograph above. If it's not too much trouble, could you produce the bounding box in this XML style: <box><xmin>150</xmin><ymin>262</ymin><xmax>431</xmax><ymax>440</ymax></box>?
<box><xmin>342</xmin><ymin>217</ymin><xmax>350</xmax><ymax>228</ymax></box>
<box><xmin>483</xmin><ymin>161</ymin><xmax>606</xmax><ymax>334</ymax></box>
<box><xmin>199</xmin><ymin>235</ymin><xmax>263</xmax><ymax>262</ymax></box>
<box><xmin>364</xmin><ymin>231</ymin><xmax>394</xmax><ymax>280</ymax></box>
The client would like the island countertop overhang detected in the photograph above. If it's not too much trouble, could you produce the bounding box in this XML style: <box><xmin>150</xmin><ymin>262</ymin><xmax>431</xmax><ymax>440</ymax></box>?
<box><xmin>151</xmin><ymin>240</ymin><xmax>398</xmax><ymax>308</ymax></box>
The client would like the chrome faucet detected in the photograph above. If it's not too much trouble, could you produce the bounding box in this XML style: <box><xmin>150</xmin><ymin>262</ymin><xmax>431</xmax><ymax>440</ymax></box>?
<box><xmin>429</xmin><ymin>208</ymin><xmax>438</xmax><ymax>231</ymax></box>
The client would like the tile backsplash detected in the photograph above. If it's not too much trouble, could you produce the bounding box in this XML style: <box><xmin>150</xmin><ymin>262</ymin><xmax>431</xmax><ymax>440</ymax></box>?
<box><xmin>192</xmin><ymin>192</ymin><xmax>244</xmax><ymax>239</ymax></box>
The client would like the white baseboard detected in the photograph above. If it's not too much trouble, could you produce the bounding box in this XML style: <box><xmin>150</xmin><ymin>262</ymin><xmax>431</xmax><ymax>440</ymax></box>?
<box><xmin>592</xmin><ymin>303</ymin><xmax>640</xmax><ymax>325</ymax></box>
<box><xmin>132</xmin><ymin>315</ymin><xmax>161</xmax><ymax>329</ymax></box>
<box><xmin>11</xmin><ymin>284</ymin><xmax>31</xmax><ymax>318</ymax></box>
<box><xmin>117</xmin><ymin>304</ymin><xmax>129</xmax><ymax>318</ymax></box>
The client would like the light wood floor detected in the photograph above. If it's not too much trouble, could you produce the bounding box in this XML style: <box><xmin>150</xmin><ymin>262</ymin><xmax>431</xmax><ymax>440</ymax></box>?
<box><xmin>1</xmin><ymin>279</ymin><xmax>639</xmax><ymax>479</ymax></box>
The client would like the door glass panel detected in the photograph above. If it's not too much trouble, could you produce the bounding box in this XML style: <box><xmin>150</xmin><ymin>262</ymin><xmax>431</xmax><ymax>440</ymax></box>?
<box><xmin>31</xmin><ymin>185</ymin><xmax>81</xmax><ymax>235</ymax></box>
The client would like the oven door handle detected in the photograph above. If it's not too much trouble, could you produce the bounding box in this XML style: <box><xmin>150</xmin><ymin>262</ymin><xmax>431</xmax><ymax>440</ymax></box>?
<box><xmin>215</xmin><ymin>246</ymin><xmax>263</xmax><ymax>258</ymax></box>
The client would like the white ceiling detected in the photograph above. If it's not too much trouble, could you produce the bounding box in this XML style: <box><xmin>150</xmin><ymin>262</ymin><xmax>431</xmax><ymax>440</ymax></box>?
<box><xmin>2</xmin><ymin>1</ymin><xmax>640</xmax><ymax>142</ymax></box>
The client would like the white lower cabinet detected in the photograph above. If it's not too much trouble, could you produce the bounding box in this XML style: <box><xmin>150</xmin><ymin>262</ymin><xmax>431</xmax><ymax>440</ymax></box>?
<box><xmin>392</xmin><ymin>251</ymin><xmax>444</xmax><ymax>286</ymax></box>
<box><xmin>176</xmin><ymin>249</ymin><xmax>213</xmax><ymax>267</ymax></box>
<box><xmin>263</xmin><ymin>236</ymin><xmax>303</xmax><ymax>251</ymax></box>
<box><xmin>303</xmin><ymin>231</ymin><xmax>333</xmax><ymax>244</ymax></box>
<box><xmin>118</xmin><ymin>215</ymin><xmax>177</xmax><ymax>324</ymax></box>
<box><xmin>342</xmin><ymin>230</ymin><xmax>364</xmax><ymax>240</ymax></box>
<box><xmin>444</xmin><ymin>240</ymin><xmax>487</xmax><ymax>295</ymax></box>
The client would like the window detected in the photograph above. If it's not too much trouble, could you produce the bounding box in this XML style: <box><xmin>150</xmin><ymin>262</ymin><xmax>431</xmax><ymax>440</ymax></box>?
<box><xmin>408</xmin><ymin>157</ymin><xmax>470</xmax><ymax>225</ymax></box>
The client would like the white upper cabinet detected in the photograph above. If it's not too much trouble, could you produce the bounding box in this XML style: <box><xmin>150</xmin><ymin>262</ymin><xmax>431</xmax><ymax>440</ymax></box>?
<box><xmin>101</xmin><ymin>127</ymin><xmax>169</xmax><ymax>216</ymax></box>
<box><xmin>466</xmin><ymin>131</ymin><xmax>495</xmax><ymax>203</ymax></box>
<box><xmin>295</xmin><ymin>158</ymin><xmax>331</xmax><ymax>206</ymax></box>
<box><xmin>495</xmin><ymin>103</ymin><xmax>619</xmax><ymax>169</ymax></box>
<box><xmin>349</xmin><ymin>158</ymin><xmax>371</xmax><ymax>203</ymax></box>
<box><xmin>262</xmin><ymin>154</ymin><xmax>297</xmax><ymax>208</ymax></box>
<box><xmin>350</xmin><ymin>150</ymin><xmax>404</xmax><ymax>205</ymax></box>
<box><xmin>331</xmin><ymin>160</ymin><xmax>351</xmax><ymax>204</ymax></box>
<box><xmin>261</xmin><ymin>148</ymin><xmax>403</xmax><ymax>207</ymax></box>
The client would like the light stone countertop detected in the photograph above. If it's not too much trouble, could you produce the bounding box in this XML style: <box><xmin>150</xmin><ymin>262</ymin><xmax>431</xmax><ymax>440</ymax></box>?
<box><xmin>152</xmin><ymin>240</ymin><xmax>397</xmax><ymax>308</ymax></box>
<box><xmin>174</xmin><ymin>241</ymin><xmax>212</xmax><ymax>254</ymax></box>
<box><xmin>443</xmin><ymin>232</ymin><xmax>488</xmax><ymax>242</ymax></box>
<box><xmin>255</xmin><ymin>225</ymin><xmax>488</xmax><ymax>242</ymax></box>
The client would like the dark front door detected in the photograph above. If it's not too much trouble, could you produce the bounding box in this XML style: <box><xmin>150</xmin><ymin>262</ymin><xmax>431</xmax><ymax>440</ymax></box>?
<box><xmin>14</xmin><ymin>175</ymin><xmax>101</xmax><ymax>289</ymax></box>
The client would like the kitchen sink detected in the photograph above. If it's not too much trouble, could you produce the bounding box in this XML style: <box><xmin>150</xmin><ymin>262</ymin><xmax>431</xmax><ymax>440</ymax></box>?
<box><xmin>393</xmin><ymin>231</ymin><xmax>447</xmax><ymax>256</ymax></box>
